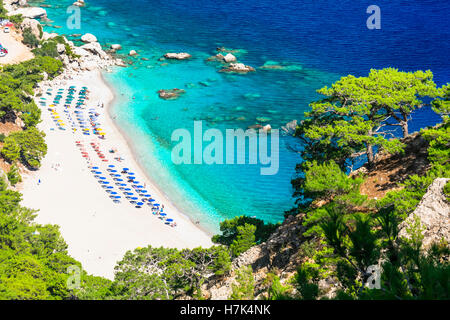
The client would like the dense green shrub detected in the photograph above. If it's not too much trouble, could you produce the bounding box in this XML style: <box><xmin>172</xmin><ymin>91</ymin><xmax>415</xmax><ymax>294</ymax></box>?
<box><xmin>22</xmin><ymin>27</ymin><xmax>39</xmax><ymax>48</ymax></box>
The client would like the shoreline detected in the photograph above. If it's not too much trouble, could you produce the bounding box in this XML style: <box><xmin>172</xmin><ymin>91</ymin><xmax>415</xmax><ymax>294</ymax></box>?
<box><xmin>101</xmin><ymin>71</ymin><xmax>214</xmax><ymax>237</ymax></box>
<box><xmin>20</xmin><ymin>68</ymin><xmax>213</xmax><ymax>279</ymax></box>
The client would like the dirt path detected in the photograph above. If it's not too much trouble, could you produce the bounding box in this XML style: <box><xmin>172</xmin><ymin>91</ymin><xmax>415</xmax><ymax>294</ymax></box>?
<box><xmin>0</xmin><ymin>27</ymin><xmax>34</xmax><ymax>65</ymax></box>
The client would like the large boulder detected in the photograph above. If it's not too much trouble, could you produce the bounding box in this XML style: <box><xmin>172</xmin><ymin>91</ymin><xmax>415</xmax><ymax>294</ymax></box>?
<box><xmin>9</xmin><ymin>7</ymin><xmax>47</xmax><ymax>19</ymax></box>
<box><xmin>128</xmin><ymin>50</ymin><xmax>138</xmax><ymax>56</ymax></box>
<box><xmin>42</xmin><ymin>31</ymin><xmax>59</xmax><ymax>41</ymax></box>
<box><xmin>164</xmin><ymin>52</ymin><xmax>191</xmax><ymax>60</ymax></box>
<box><xmin>80</xmin><ymin>33</ymin><xmax>97</xmax><ymax>43</ymax></box>
<box><xmin>110</xmin><ymin>44</ymin><xmax>122</xmax><ymax>51</ymax></box>
<box><xmin>80</xmin><ymin>42</ymin><xmax>108</xmax><ymax>59</ymax></box>
<box><xmin>398</xmin><ymin>178</ymin><xmax>450</xmax><ymax>249</ymax></box>
<box><xmin>223</xmin><ymin>53</ymin><xmax>237</xmax><ymax>63</ymax></box>
<box><xmin>21</xmin><ymin>18</ymin><xmax>42</xmax><ymax>40</ymax></box>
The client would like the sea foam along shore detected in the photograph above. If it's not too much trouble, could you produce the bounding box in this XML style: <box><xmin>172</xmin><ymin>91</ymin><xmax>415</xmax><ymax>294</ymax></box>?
<box><xmin>10</xmin><ymin>5</ymin><xmax>212</xmax><ymax>279</ymax></box>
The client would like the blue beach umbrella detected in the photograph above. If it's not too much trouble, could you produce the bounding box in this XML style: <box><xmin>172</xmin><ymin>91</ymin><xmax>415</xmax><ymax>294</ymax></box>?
<box><xmin>166</xmin><ymin>219</ymin><xmax>173</xmax><ymax>222</ymax></box>
<box><xmin>160</xmin><ymin>213</ymin><xmax>167</xmax><ymax>217</ymax></box>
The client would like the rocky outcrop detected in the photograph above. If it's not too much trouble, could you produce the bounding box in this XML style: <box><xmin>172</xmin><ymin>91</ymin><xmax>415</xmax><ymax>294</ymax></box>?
<box><xmin>164</xmin><ymin>52</ymin><xmax>192</xmax><ymax>60</ymax></box>
<box><xmin>281</xmin><ymin>120</ymin><xmax>298</xmax><ymax>135</ymax></box>
<box><xmin>42</xmin><ymin>31</ymin><xmax>59</xmax><ymax>41</ymax></box>
<box><xmin>9</xmin><ymin>7</ymin><xmax>47</xmax><ymax>19</ymax></box>
<box><xmin>72</xmin><ymin>0</ymin><xmax>85</xmax><ymax>7</ymax></box>
<box><xmin>110</xmin><ymin>44</ymin><xmax>122</xmax><ymax>51</ymax></box>
<box><xmin>398</xmin><ymin>178</ymin><xmax>450</xmax><ymax>249</ymax></box>
<box><xmin>223</xmin><ymin>53</ymin><xmax>237</xmax><ymax>63</ymax></box>
<box><xmin>128</xmin><ymin>50</ymin><xmax>138</xmax><ymax>56</ymax></box>
<box><xmin>220</xmin><ymin>63</ymin><xmax>255</xmax><ymax>74</ymax></box>
<box><xmin>81</xmin><ymin>33</ymin><xmax>97</xmax><ymax>43</ymax></box>
<box><xmin>203</xmin><ymin>213</ymin><xmax>309</xmax><ymax>300</ymax></box>
<box><xmin>80</xmin><ymin>42</ymin><xmax>108</xmax><ymax>59</ymax></box>
<box><xmin>157</xmin><ymin>89</ymin><xmax>185</xmax><ymax>100</ymax></box>
<box><xmin>20</xmin><ymin>18</ymin><xmax>42</xmax><ymax>40</ymax></box>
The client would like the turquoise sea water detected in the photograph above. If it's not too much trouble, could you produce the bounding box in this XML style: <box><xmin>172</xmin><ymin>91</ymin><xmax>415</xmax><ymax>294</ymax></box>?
<box><xmin>30</xmin><ymin>0</ymin><xmax>449</xmax><ymax>233</ymax></box>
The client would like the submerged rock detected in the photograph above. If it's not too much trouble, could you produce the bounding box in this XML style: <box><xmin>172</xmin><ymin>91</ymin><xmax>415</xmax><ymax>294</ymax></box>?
<box><xmin>157</xmin><ymin>89</ymin><xmax>186</xmax><ymax>100</ymax></box>
<box><xmin>248</xmin><ymin>124</ymin><xmax>263</xmax><ymax>130</ymax></box>
<box><xmin>164</xmin><ymin>52</ymin><xmax>192</xmax><ymax>60</ymax></box>
<box><xmin>256</xmin><ymin>117</ymin><xmax>271</xmax><ymax>123</ymax></box>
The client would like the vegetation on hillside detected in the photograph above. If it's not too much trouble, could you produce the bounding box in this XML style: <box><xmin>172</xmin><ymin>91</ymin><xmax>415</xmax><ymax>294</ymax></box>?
<box><xmin>0</xmin><ymin>20</ymin><xmax>447</xmax><ymax>302</ymax></box>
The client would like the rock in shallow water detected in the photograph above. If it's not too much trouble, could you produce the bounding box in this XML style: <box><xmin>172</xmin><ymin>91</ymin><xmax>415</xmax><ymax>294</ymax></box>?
<box><xmin>157</xmin><ymin>89</ymin><xmax>186</xmax><ymax>100</ymax></box>
<box><xmin>220</xmin><ymin>63</ymin><xmax>255</xmax><ymax>74</ymax></box>
<box><xmin>164</xmin><ymin>52</ymin><xmax>192</xmax><ymax>60</ymax></box>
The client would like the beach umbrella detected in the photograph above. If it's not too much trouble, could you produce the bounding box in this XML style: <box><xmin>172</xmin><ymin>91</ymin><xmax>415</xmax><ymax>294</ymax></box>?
<box><xmin>110</xmin><ymin>192</ymin><xmax>118</xmax><ymax>195</ymax></box>
<box><xmin>166</xmin><ymin>218</ymin><xmax>173</xmax><ymax>222</ymax></box>
<box><xmin>108</xmin><ymin>165</ymin><xmax>115</xmax><ymax>168</ymax></box>
<box><xmin>131</xmin><ymin>197</ymin><xmax>138</xmax><ymax>200</ymax></box>
<box><xmin>103</xmin><ymin>181</ymin><xmax>110</xmax><ymax>184</ymax></box>
<box><xmin>140</xmin><ymin>190</ymin><xmax>148</xmax><ymax>193</ymax></box>
<box><xmin>128</xmin><ymin>172</ymin><xmax>135</xmax><ymax>175</ymax></box>
<box><xmin>160</xmin><ymin>213</ymin><xmax>167</xmax><ymax>217</ymax></box>
<box><xmin>137</xmin><ymin>202</ymin><xmax>144</xmax><ymax>206</ymax></box>
<box><xmin>122</xmin><ymin>168</ymin><xmax>129</xmax><ymax>171</ymax></box>
<box><xmin>125</xmin><ymin>192</ymin><xmax>133</xmax><ymax>195</ymax></box>
<box><xmin>119</xmin><ymin>183</ymin><xmax>126</xmax><ymax>186</ymax></box>
<box><xmin>153</xmin><ymin>203</ymin><xmax>160</xmax><ymax>207</ymax></box>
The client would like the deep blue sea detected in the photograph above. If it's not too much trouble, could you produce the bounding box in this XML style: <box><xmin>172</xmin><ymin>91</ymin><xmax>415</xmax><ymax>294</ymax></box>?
<box><xmin>30</xmin><ymin>0</ymin><xmax>450</xmax><ymax>233</ymax></box>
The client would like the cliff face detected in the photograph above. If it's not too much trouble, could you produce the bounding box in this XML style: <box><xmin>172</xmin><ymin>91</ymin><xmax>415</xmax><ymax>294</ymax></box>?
<box><xmin>203</xmin><ymin>213</ymin><xmax>309</xmax><ymax>300</ymax></box>
<box><xmin>398</xmin><ymin>178</ymin><xmax>450</xmax><ymax>248</ymax></box>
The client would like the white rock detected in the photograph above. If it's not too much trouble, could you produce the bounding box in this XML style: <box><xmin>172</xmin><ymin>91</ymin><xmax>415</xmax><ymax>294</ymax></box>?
<box><xmin>73</xmin><ymin>0</ymin><xmax>85</xmax><ymax>7</ymax></box>
<box><xmin>42</xmin><ymin>32</ymin><xmax>59</xmax><ymax>41</ymax></box>
<box><xmin>110</xmin><ymin>44</ymin><xmax>122</xmax><ymax>51</ymax></box>
<box><xmin>164</xmin><ymin>52</ymin><xmax>191</xmax><ymax>60</ymax></box>
<box><xmin>80</xmin><ymin>42</ymin><xmax>107</xmax><ymax>59</ymax></box>
<box><xmin>262</xmin><ymin>124</ymin><xmax>272</xmax><ymax>133</ymax></box>
<box><xmin>80</xmin><ymin>33</ymin><xmax>97</xmax><ymax>43</ymax></box>
<box><xmin>128</xmin><ymin>50</ymin><xmax>138</xmax><ymax>56</ymax></box>
<box><xmin>223</xmin><ymin>53</ymin><xmax>237</xmax><ymax>63</ymax></box>
<box><xmin>9</xmin><ymin>7</ymin><xmax>47</xmax><ymax>19</ymax></box>
<box><xmin>21</xmin><ymin>18</ymin><xmax>42</xmax><ymax>40</ymax></box>
<box><xmin>56</xmin><ymin>43</ymin><xmax>66</xmax><ymax>54</ymax></box>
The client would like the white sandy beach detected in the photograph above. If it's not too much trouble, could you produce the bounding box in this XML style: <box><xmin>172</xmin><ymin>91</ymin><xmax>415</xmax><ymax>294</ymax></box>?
<box><xmin>20</xmin><ymin>69</ymin><xmax>212</xmax><ymax>279</ymax></box>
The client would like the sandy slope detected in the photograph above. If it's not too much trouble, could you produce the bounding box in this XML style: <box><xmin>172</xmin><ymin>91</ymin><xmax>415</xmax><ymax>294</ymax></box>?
<box><xmin>0</xmin><ymin>28</ymin><xmax>34</xmax><ymax>65</ymax></box>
